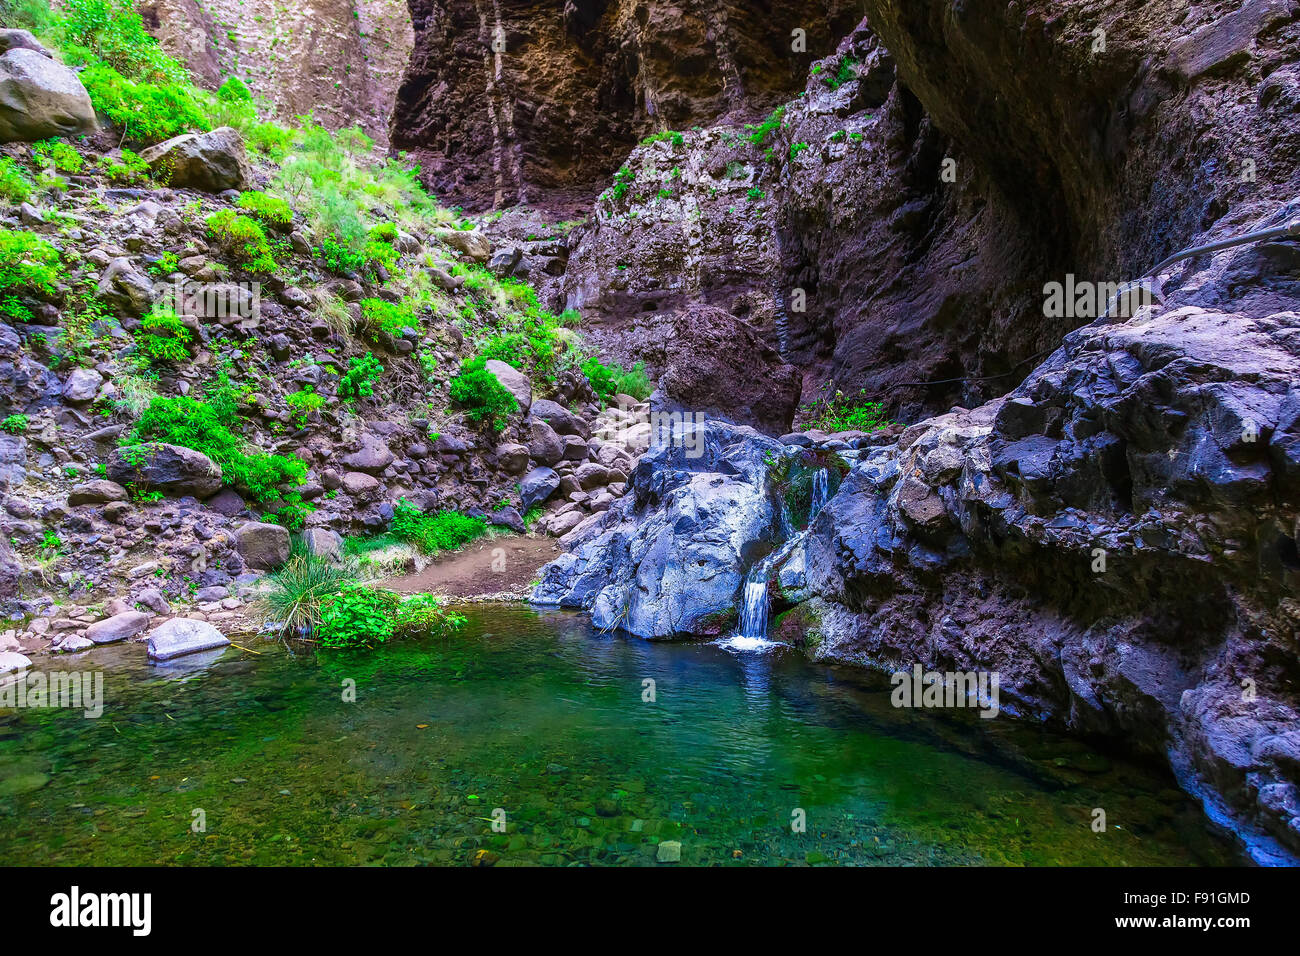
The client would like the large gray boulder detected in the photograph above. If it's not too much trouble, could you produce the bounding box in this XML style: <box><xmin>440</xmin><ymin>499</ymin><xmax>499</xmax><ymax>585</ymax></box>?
<box><xmin>147</xmin><ymin>618</ymin><xmax>230</xmax><ymax>661</ymax></box>
<box><xmin>520</xmin><ymin>466</ymin><xmax>561</xmax><ymax>510</ymax></box>
<box><xmin>533</xmin><ymin>419</ymin><xmax>785</xmax><ymax>638</ymax></box>
<box><xmin>0</xmin><ymin>48</ymin><xmax>96</xmax><ymax>142</ymax></box>
<box><xmin>140</xmin><ymin>126</ymin><xmax>250</xmax><ymax>192</ymax></box>
<box><xmin>85</xmin><ymin>610</ymin><xmax>150</xmax><ymax>645</ymax></box>
<box><xmin>234</xmin><ymin>521</ymin><xmax>291</xmax><ymax>570</ymax></box>
<box><xmin>107</xmin><ymin>443</ymin><xmax>223</xmax><ymax>498</ymax></box>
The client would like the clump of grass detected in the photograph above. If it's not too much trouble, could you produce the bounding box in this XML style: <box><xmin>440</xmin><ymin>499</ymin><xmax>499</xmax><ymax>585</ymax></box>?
<box><xmin>258</xmin><ymin>549</ymin><xmax>360</xmax><ymax>636</ymax></box>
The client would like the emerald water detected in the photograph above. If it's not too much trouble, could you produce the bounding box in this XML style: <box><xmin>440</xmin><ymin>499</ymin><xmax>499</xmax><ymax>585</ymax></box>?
<box><xmin>0</xmin><ymin>606</ymin><xmax>1238</xmax><ymax>866</ymax></box>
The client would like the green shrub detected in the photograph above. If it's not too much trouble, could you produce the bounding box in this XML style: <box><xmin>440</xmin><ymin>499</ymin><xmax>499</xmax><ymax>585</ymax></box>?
<box><xmin>262</xmin><ymin>490</ymin><xmax>315</xmax><ymax>531</ymax></box>
<box><xmin>80</xmin><ymin>61</ymin><xmax>210</xmax><ymax>144</ymax></box>
<box><xmin>205</xmin><ymin>209</ymin><xmax>278</xmax><ymax>273</ymax></box>
<box><xmin>580</xmin><ymin>356</ymin><xmax>653</xmax><ymax>403</ymax></box>
<box><xmin>32</xmin><ymin>139</ymin><xmax>83</xmax><ymax>174</ymax></box>
<box><xmin>129</xmin><ymin>394</ymin><xmax>306</xmax><ymax>501</ymax></box>
<box><xmin>236</xmin><ymin>190</ymin><xmax>293</xmax><ymax>230</ymax></box>
<box><xmin>134</xmin><ymin>303</ymin><xmax>191</xmax><ymax>364</ymax></box>
<box><xmin>822</xmin><ymin>56</ymin><xmax>859</xmax><ymax>90</ymax></box>
<box><xmin>59</xmin><ymin>0</ymin><xmax>184</xmax><ymax>81</ymax></box>
<box><xmin>448</xmin><ymin>364</ymin><xmax>518</xmax><ymax>433</ymax></box>
<box><xmin>394</xmin><ymin>592</ymin><xmax>466</xmax><ymax>638</ymax></box>
<box><xmin>337</xmin><ymin>352</ymin><xmax>383</xmax><ymax>402</ymax></box>
<box><xmin>799</xmin><ymin>387</ymin><xmax>893</xmax><ymax>434</ymax></box>
<box><xmin>246</xmin><ymin>122</ymin><xmax>293</xmax><ymax>159</ymax></box>
<box><xmin>0</xmin><ymin>228</ymin><xmax>60</xmax><ymax>321</ymax></box>
<box><xmin>745</xmin><ymin>106</ymin><xmax>785</xmax><ymax>146</ymax></box>
<box><xmin>98</xmin><ymin>148</ymin><xmax>149</xmax><ymax>184</ymax></box>
<box><xmin>261</xmin><ymin>549</ymin><xmax>358</xmax><ymax>635</ymax></box>
<box><xmin>286</xmin><ymin>386</ymin><xmax>325</xmax><ymax>424</ymax></box>
<box><xmin>0</xmin><ymin>414</ymin><xmax>29</xmax><ymax>434</ymax></box>
<box><xmin>359</xmin><ymin>297</ymin><xmax>416</xmax><ymax>338</ymax></box>
<box><xmin>390</xmin><ymin>499</ymin><xmax>490</xmax><ymax>554</ymax></box>
<box><xmin>316</xmin><ymin>583</ymin><xmax>400</xmax><ymax>649</ymax></box>
<box><xmin>0</xmin><ymin>157</ymin><xmax>33</xmax><ymax>203</ymax></box>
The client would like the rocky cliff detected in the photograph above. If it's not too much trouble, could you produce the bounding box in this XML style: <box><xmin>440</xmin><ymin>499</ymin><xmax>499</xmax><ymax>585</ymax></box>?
<box><xmin>141</xmin><ymin>0</ymin><xmax>413</xmax><ymax>145</ymax></box>
<box><xmin>391</xmin><ymin>0</ymin><xmax>863</xmax><ymax>209</ymax></box>
<box><xmin>519</xmin><ymin>0</ymin><xmax>1300</xmax><ymax>863</ymax></box>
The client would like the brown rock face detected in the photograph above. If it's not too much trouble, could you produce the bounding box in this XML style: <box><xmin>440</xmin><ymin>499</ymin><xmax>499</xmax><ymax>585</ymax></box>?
<box><xmin>637</xmin><ymin>305</ymin><xmax>802</xmax><ymax>435</ymax></box>
<box><xmin>140</xmin><ymin>0</ymin><xmax>413</xmax><ymax>145</ymax></box>
<box><xmin>392</xmin><ymin>0</ymin><xmax>863</xmax><ymax>210</ymax></box>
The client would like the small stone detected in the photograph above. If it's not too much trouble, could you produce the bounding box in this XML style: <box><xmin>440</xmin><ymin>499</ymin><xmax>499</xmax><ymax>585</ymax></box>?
<box><xmin>656</xmin><ymin>840</ymin><xmax>682</xmax><ymax>863</ymax></box>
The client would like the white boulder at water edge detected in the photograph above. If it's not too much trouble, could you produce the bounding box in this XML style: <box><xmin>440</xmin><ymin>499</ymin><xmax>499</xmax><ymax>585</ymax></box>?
<box><xmin>533</xmin><ymin>419</ymin><xmax>788</xmax><ymax>638</ymax></box>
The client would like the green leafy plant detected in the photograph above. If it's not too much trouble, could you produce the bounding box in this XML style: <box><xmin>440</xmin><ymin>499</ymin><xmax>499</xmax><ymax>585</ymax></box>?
<box><xmin>128</xmin><ymin>394</ymin><xmax>306</xmax><ymax>501</ymax></box>
<box><xmin>0</xmin><ymin>414</ymin><xmax>29</xmax><ymax>434</ymax></box>
<box><xmin>236</xmin><ymin>190</ymin><xmax>293</xmax><ymax>230</ymax></box>
<box><xmin>316</xmin><ymin>583</ymin><xmax>401</xmax><ymax>649</ymax></box>
<box><xmin>0</xmin><ymin>228</ymin><xmax>59</xmax><ymax>321</ymax></box>
<box><xmin>337</xmin><ymin>352</ymin><xmax>383</xmax><ymax>402</ymax></box>
<box><xmin>97</xmin><ymin>148</ymin><xmax>150</xmax><ymax>184</ymax></box>
<box><xmin>286</xmin><ymin>386</ymin><xmax>325</xmax><ymax>425</ymax></box>
<box><xmin>205</xmin><ymin>209</ymin><xmax>279</xmax><ymax>274</ymax></box>
<box><xmin>448</xmin><ymin>362</ymin><xmax>518</xmax><ymax>433</ymax></box>
<box><xmin>0</xmin><ymin>157</ymin><xmax>33</xmax><ymax>203</ymax></box>
<box><xmin>799</xmin><ymin>387</ymin><xmax>893</xmax><ymax>434</ymax></box>
<box><xmin>134</xmin><ymin>303</ymin><xmax>191</xmax><ymax>364</ymax></box>
<box><xmin>260</xmin><ymin>549</ymin><xmax>359</xmax><ymax>636</ymax></box>
<box><xmin>32</xmin><ymin>139</ymin><xmax>83</xmax><ymax>174</ymax></box>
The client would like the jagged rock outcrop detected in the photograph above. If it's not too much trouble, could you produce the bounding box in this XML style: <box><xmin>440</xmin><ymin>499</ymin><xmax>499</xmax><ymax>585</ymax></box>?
<box><xmin>393</xmin><ymin>0</ymin><xmax>864</xmax><ymax>209</ymax></box>
<box><xmin>638</xmin><ymin>305</ymin><xmax>802</xmax><ymax>435</ymax></box>
<box><xmin>534</xmin><ymin>419</ymin><xmax>784</xmax><ymax>636</ymax></box>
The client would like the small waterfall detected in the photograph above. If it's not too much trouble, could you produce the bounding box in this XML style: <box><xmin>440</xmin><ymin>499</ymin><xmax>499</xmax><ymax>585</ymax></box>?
<box><xmin>737</xmin><ymin>563</ymin><xmax>772</xmax><ymax>640</ymax></box>
<box><xmin>721</xmin><ymin>470</ymin><xmax>832</xmax><ymax>651</ymax></box>
<box><xmin>809</xmin><ymin>467</ymin><xmax>830</xmax><ymax>521</ymax></box>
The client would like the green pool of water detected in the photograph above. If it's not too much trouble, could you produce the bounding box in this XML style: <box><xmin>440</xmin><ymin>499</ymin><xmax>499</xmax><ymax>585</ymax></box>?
<box><xmin>0</xmin><ymin>605</ymin><xmax>1239</xmax><ymax>865</ymax></box>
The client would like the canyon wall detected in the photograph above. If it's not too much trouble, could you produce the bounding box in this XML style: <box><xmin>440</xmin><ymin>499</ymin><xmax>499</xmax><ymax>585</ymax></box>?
<box><xmin>391</xmin><ymin>0</ymin><xmax>863</xmax><ymax>210</ymax></box>
<box><xmin>141</xmin><ymin>0</ymin><xmax>413</xmax><ymax>145</ymax></box>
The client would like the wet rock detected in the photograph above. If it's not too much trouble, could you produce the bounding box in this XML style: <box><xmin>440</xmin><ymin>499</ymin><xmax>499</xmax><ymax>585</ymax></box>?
<box><xmin>0</xmin><ymin>48</ymin><xmax>96</xmax><ymax>142</ymax></box>
<box><xmin>85</xmin><ymin>611</ymin><xmax>150</xmax><ymax>645</ymax></box>
<box><xmin>535</xmin><ymin>419</ymin><xmax>784</xmax><ymax>638</ymax></box>
<box><xmin>233</xmin><ymin>521</ymin><xmax>291</xmax><ymax>570</ymax></box>
<box><xmin>140</xmin><ymin>126</ymin><xmax>251</xmax><ymax>192</ymax></box>
<box><xmin>0</xmin><ymin>29</ymin><xmax>50</xmax><ymax>57</ymax></box>
<box><xmin>0</xmin><ymin>651</ymin><xmax>31</xmax><ymax>675</ymax></box>
<box><xmin>146</xmin><ymin>618</ymin><xmax>230</xmax><ymax>661</ymax></box>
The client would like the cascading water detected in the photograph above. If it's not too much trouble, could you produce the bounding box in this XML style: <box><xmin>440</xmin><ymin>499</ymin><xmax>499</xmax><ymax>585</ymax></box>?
<box><xmin>726</xmin><ymin>468</ymin><xmax>831</xmax><ymax>649</ymax></box>
<box><xmin>810</xmin><ymin>467</ymin><xmax>830</xmax><ymax>520</ymax></box>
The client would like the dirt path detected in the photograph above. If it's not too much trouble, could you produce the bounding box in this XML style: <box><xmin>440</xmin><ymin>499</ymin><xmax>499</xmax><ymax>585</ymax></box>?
<box><xmin>386</xmin><ymin>535</ymin><xmax>562</xmax><ymax>600</ymax></box>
